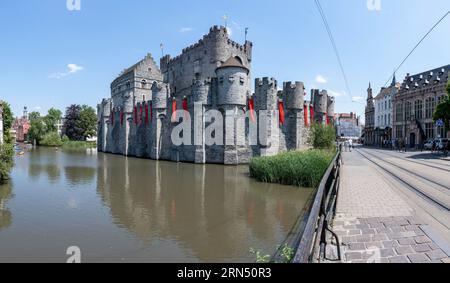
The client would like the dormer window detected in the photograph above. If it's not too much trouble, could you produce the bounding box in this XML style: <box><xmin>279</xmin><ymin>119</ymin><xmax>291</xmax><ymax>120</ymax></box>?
<box><xmin>219</xmin><ymin>77</ymin><xmax>224</xmax><ymax>84</ymax></box>
<box><xmin>239</xmin><ymin>77</ymin><xmax>245</xmax><ymax>85</ymax></box>
<box><xmin>126</xmin><ymin>82</ymin><xmax>131</xmax><ymax>89</ymax></box>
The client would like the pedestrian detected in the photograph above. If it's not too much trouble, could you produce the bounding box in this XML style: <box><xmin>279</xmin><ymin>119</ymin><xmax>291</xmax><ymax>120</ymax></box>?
<box><xmin>349</xmin><ymin>139</ymin><xmax>353</xmax><ymax>152</ymax></box>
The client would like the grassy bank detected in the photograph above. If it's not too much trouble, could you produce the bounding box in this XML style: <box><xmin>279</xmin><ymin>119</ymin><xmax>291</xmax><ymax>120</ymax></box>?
<box><xmin>61</xmin><ymin>141</ymin><xmax>97</xmax><ymax>149</ymax></box>
<box><xmin>249</xmin><ymin>149</ymin><xmax>336</xmax><ymax>188</ymax></box>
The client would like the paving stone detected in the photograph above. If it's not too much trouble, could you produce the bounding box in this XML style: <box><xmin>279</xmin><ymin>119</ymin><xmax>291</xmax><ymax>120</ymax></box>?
<box><xmin>365</xmin><ymin>242</ymin><xmax>383</xmax><ymax>249</ymax></box>
<box><xmin>356</xmin><ymin>224</ymin><xmax>370</xmax><ymax>229</ymax></box>
<box><xmin>342</xmin><ymin>236</ymin><xmax>357</xmax><ymax>244</ymax></box>
<box><xmin>335</xmin><ymin>230</ymin><xmax>348</xmax><ymax>236</ymax></box>
<box><xmin>389</xmin><ymin>256</ymin><xmax>410</xmax><ymax>263</ymax></box>
<box><xmin>356</xmin><ymin>235</ymin><xmax>371</xmax><ymax>243</ymax></box>
<box><xmin>405</xmin><ymin>216</ymin><xmax>422</xmax><ymax>225</ymax></box>
<box><xmin>348</xmin><ymin>242</ymin><xmax>366</xmax><ymax>251</ymax></box>
<box><xmin>334</xmin><ymin>221</ymin><xmax>345</xmax><ymax>226</ymax></box>
<box><xmin>346</xmin><ymin>252</ymin><xmax>362</xmax><ymax>261</ymax></box>
<box><xmin>391</xmin><ymin>226</ymin><xmax>405</xmax><ymax>233</ymax></box>
<box><xmin>383</xmin><ymin>240</ymin><xmax>400</xmax><ymax>249</ymax></box>
<box><xmin>348</xmin><ymin>230</ymin><xmax>361</xmax><ymax>235</ymax></box>
<box><xmin>380</xmin><ymin>248</ymin><xmax>396</xmax><ymax>258</ymax></box>
<box><xmin>426</xmin><ymin>250</ymin><xmax>447</xmax><ymax>261</ymax></box>
<box><xmin>441</xmin><ymin>258</ymin><xmax>450</xmax><ymax>263</ymax></box>
<box><xmin>404</xmin><ymin>225</ymin><xmax>419</xmax><ymax>231</ymax></box>
<box><xmin>395</xmin><ymin>246</ymin><xmax>414</xmax><ymax>255</ymax></box>
<box><xmin>407</xmin><ymin>253</ymin><xmax>430</xmax><ymax>263</ymax></box>
<box><xmin>413</xmin><ymin>244</ymin><xmax>431</xmax><ymax>253</ymax></box>
<box><xmin>343</xmin><ymin>225</ymin><xmax>357</xmax><ymax>230</ymax></box>
<box><xmin>369</xmin><ymin>223</ymin><xmax>385</xmax><ymax>229</ymax></box>
<box><xmin>376</xmin><ymin>228</ymin><xmax>392</xmax><ymax>234</ymax></box>
<box><xmin>428</xmin><ymin>243</ymin><xmax>440</xmax><ymax>250</ymax></box>
<box><xmin>372</xmin><ymin>234</ymin><xmax>389</xmax><ymax>242</ymax></box>
<box><xmin>398</xmin><ymin>238</ymin><xmax>415</xmax><ymax>246</ymax></box>
<box><xmin>415</xmin><ymin>236</ymin><xmax>432</xmax><ymax>244</ymax></box>
<box><xmin>361</xmin><ymin>228</ymin><xmax>376</xmax><ymax>235</ymax></box>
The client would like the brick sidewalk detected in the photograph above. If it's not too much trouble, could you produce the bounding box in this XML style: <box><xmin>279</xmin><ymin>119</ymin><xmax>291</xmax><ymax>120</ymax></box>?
<box><xmin>330</xmin><ymin>150</ymin><xmax>450</xmax><ymax>263</ymax></box>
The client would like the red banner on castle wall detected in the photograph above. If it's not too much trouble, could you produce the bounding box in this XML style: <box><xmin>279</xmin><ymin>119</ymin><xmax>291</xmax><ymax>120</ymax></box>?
<box><xmin>171</xmin><ymin>99</ymin><xmax>177</xmax><ymax>122</ymax></box>
<box><xmin>304</xmin><ymin>105</ymin><xmax>308</xmax><ymax>127</ymax></box>
<box><xmin>145</xmin><ymin>103</ymin><xmax>149</xmax><ymax>126</ymax></box>
<box><xmin>248</xmin><ymin>97</ymin><xmax>256</xmax><ymax>123</ymax></box>
<box><xmin>182</xmin><ymin>97</ymin><xmax>188</xmax><ymax>119</ymax></box>
<box><xmin>278</xmin><ymin>100</ymin><xmax>285</xmax><ymax>126</ymax></box>
<box><xmin>120</xmin><ymin>111</ymin><xmax>124</xmax><ymax>126</ymax></box>
<box><xmin>310</xmin><ymin>106</ymin><xmax>314</xmax><ymax>123</ymax></box>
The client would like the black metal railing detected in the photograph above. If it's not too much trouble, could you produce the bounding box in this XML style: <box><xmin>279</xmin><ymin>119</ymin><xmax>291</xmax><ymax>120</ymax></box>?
<box><xmin>292</xmin><ymin>149</ymin><xmax>342</xmax><ymax>263</ymax></box>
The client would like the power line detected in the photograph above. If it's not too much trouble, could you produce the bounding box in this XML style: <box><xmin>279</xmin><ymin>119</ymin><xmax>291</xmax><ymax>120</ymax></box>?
<box><xmin>314</xmin><ymin>0</ymin><xmax>353</xmax><ymax>99</ymax></box>
<box><xmin>384</xmin><ymin>9</ymin><xmax>450</xmax><ymax>87</ymax></box>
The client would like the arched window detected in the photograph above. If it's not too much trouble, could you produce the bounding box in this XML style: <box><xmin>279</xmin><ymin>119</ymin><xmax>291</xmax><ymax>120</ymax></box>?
<box><xmin>141</xmin><ymin>80</ymin><xmax>147</xmax><ymax>89</ymax></box>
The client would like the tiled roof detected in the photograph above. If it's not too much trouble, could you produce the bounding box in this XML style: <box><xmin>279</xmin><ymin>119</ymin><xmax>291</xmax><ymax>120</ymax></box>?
<box><xmin>400</xmin><ymin>64</ymin><xmax>450</xmax><ymax>91</ymax></box>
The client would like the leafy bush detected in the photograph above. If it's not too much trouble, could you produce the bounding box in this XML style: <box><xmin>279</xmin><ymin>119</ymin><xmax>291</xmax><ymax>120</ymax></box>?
<box><xmin>0</xmin><ymin>143</ymin><xmax>14</xmax><ymax>184</ymax></box>
<box><xmin>249</xmin><ymin>150</ymin><xmax>335</xmax><ymax>188</ymax></box>
<box><xmin>40</xmin><ymin>132</ymin><xmax>63</xmax><ymax>147</ymax></box>
<box><xmin>308</xmin><ymin>123</ymin><xmax>336</xmax><ymax>149</ymax></box>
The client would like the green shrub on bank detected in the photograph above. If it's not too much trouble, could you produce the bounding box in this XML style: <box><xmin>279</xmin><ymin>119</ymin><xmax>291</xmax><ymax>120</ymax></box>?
<box><xmin>249</xmin><ymin>150</ymin><xmax>335</xmax><ymax>188</ymax></box>
<box><xmin>40</xmin><ymin>132</ymin><xmax>63</xmax><ymax>147</ymax></box>
<box><xmin>61</xmin><ymin>141</ymin><xmax>97</xmax><ymax>149</ymax></box>
<box><xmin>0</xmin><ymin>143</ymin><xmax>14</xmax><ymax>184</ymax></box>
<box><xmin>308</xmin><ymin>123</ymin><xmax>336</xmax><ymax>150</ymax></box>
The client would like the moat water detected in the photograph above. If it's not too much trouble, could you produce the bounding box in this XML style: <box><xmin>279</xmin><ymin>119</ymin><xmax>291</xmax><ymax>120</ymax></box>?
<box><xmin>0</xmin><ymin>147</ymin><xmax>313</xmax><ymax>262</ymax></box>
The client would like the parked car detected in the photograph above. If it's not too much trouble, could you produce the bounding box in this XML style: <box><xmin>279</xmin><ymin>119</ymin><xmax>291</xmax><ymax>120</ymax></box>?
<box><xmin>424</xmin><ymin>139</ymin><xmax>434</xmax><ymax>150</ymax></box>
<box><xmin>437</xmin><ymin>138</ymin><xmax>449</xmax><ymax>150</ymax></box>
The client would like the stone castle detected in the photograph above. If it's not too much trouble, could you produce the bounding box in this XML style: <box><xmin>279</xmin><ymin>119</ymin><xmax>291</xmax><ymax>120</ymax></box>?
<box><xmin>97</xmin><ymin>26</ymin><xmax>335</xmax><ymax>164</ymax></box>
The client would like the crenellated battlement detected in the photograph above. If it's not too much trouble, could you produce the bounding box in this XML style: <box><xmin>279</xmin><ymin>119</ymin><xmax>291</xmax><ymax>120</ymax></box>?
<box><xmin>255</xmin><ymin>77</ymin><xmax>278</xmax><ymax>89</ymax></box>
<box><xmin>283</xmin><ymin>81</ymin><xmax>305</xmax><ymax>110</ymax></box>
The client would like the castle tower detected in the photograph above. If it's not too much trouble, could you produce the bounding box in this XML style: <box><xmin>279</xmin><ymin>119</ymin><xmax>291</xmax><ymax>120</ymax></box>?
<box><xmin>151</xmin><ymin>81</ymin><xmax>169</xmax><ymax>160</ymax></box>
<box><xmin>313</xmin><ymin>90</ymin><xmax>328</xmax><ymax>124</ymax></box>
<box><xmin>327</xmin><ymin>96</ymin><xmax>335</xmax><ymax>125</ymax></box>
<box><xmin>99</xmin><ymin>99</ymin><xmax>111</xmax><ymax>152</ymax></box>
<box><xmin>216</xmin><ymin>56</ymin><xmax>250</xmax><ymax>165</ymax></box>
<box><xmin>254</xmin><ymin>77</ymin><xmax>279</xmax><ymax>156</ymax></box>
<box><xmin>0</xmin><ymin>102</ymin><xmax>4</xmax><ymax>145</ymax></box>
<box><xmin>192</xmin><ymin>79</ymin><xmax>212</xmax><ymax>164</ymax></box>
<box><xmin>283</xmin><ymin>81</ymin><xmax>305</xmax><ymax>150</ymax></box>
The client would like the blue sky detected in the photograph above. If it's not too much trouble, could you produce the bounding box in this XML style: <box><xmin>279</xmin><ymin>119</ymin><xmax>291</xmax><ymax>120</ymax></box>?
<box><xmin>1</xmin><ymin>0</ymin><xmax>449</xmax><ymax>121</ymax></box>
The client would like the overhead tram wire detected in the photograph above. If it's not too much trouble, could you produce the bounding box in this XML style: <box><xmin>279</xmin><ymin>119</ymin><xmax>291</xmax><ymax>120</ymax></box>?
<box><xmin>383</xmin><ymin>9</ymin><xmax>450</xmax><ymax>87</ymax></box>
<box><xmin>314</xmin><ymin>0</ymin><xmax>353</xmax><ymax>100</ymax></box>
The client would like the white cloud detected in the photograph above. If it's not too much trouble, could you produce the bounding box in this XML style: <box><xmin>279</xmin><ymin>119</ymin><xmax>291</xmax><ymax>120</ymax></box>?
<box><xmin>315</xmin><ymin>75</ymin><xmax>328</xmax><ymax>84</ymax></box>
<box><xmin>352</xmin><ymin>96</ymin><xmax>364</xmax><ymax>102</ymax></box>
<box><xmin>232</xmin><ymin>21</ymin><xmax>242</xmax><ymax>31</ymax></box>
<box><xmin>179</xmin><ymin>27</ymin><xmax>194</xmax><ymax>33</ymax></box>
<box><xmin>49</xmin><ymin>64</ymin><xmax>84</xmax><ymax>79</ymax></box>
<box><xmin>328</xmin><ymin>90</ymin><xmax>346</xmax><ymax>97</ymax></box>
<box><xmin>34</xmin><ymin>106</ymin><xmax>42</xmax><ymax>111</ymax></box>
<box><xmin>68</xmin><ymin>63</ymin><xmax>83</xmax><ymax>74</ymax></box>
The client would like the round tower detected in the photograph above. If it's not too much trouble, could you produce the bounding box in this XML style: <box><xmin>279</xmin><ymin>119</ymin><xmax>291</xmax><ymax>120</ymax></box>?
<box><xmin>193</xmin><ymin>79</ymin><xmax>211</xmax><ymax>105</ymax></box>
<box><xmin>284</xmin><ymin>81</ymin><xmax>305</xmax><ymax>110</ymax></box>
<box><xmin>215</xmin><ymin>56</ymin><xmax>249</xmax><ymax>106</ymax></box>
<box><xmin>254</xmin><ymin>77</ymin><xmax>278</xmax><ymax>110</ymax></box>
<box><xmin>152</xmin><ymin>82</ymin><xmax>169</xmax><ymax>109</ymax></box>
<box><xmin>314</xmin><ymin>90</ymin><xmax>328</xmax><ymax>123</ymax></box>
<box><xmin>327</xmin><ymin>96</ymin><xmax>335</xmax><ymax>118</ymax></box>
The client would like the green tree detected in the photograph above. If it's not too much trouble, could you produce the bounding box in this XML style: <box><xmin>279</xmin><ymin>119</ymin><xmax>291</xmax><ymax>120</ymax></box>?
<box><xmin>79</xmin><ymin>105</ymin><xmax>97</xmax><ymax>139</ymax></box>
<box><xmin>64</xmin><ymin>104</ymin><xmax>97</xmax><ymax>141</ymax></box>
<box><xmin>433</xmin><ymin>82</ymin><xmax>450</xmax><ymax>128</ymax></box>
<box><xmin>27</xmin><ymin>112</ymin><xmax>46</xmax><ymax>144</ymax></box>
<box><xmin>1</xmin><ymin>102</ymin><xmax>14</xmax><ymax>143</ymax></box>
<box><xmin>0</xmin><ymin>101</ymin><xmax>14</xmax><ymax>183</ymax></box>
<box><xmin>43</xmin><ymin>108</ymin><xmax>62</xmax><ymax>133</ymax></box>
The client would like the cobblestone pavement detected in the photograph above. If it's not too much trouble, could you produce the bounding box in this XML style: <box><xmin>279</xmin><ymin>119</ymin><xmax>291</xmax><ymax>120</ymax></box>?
<box><xmin>330</xmin><ymin>149</ymin><xmax>450</xmax><ymax>263</ymax></box>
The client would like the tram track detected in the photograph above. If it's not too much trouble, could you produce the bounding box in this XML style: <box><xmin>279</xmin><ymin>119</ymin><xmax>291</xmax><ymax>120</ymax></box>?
<box><xmin>369</xmin><ymin>148</ymin><xmax>450</xmax><ymax>173</ymax></box>
<box><xmin>359</xmin><ymin>148</ymin><xmax>450</xmax><ymax>192</ymax></box>
<box><xmin>356</xmin><ymin>149</ymin><xmax>450</xmax><ymax>213</ymax></box>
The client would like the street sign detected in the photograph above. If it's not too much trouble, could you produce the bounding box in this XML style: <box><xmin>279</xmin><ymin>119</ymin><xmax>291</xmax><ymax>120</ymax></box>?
<box><xmin>436</xmin><ymin>119</ymin><xmax>444</xmax><ymax>127</ymax></box>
